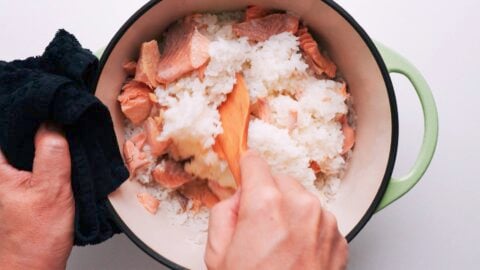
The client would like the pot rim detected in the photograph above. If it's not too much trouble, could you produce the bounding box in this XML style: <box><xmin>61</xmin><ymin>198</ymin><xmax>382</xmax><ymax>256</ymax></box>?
<box><xmin>93</xmin><ymin>0</ymin><xmax>399</xmax><ymax>268</ymax></box>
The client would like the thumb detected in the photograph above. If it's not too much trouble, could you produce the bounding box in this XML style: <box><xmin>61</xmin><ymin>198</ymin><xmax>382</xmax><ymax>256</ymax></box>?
<box><xmin>32</xmin><ymin>123</ymin><xmax>71</xmax><ymax>188</ymax></box>
<box><xmin>205</xmin><ymin>189</ymin><xmax>241</xmax><ymax>266</ymax></box>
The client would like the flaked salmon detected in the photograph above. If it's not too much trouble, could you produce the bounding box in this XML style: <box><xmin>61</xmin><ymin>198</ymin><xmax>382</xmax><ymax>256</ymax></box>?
<box><xmin>144</xmin><ymin>117</ymin><xmax>171</xmax><ymax>157</ymax></box>
<box><xmin>130</xmin><ymin>132</ymin><xmax>147</xmax><ymax>150</ymax></box>
<box><xmin>233</xmin><ymin>13</ymin><xmax>299</xmax><ymax>42</ymax></box>
<box><xmin>197</xmin><ymin>61</ymin><xmax>209</xmax><ymax>82</ymax></box>
<box><xmin>118</xmin><ymin>81</ymin><xmax>153</xmax><ymax>125</ymax></box>
<box><xmin>339</xmin><ymin>81</ymin><xmax>349</xmax><ymax>98</ymax></box>
<box><xmin>214</xmin><ymin>74</ymin><xmax>250</xmax><ymax>186</ymax></box>
<box><xmin>309</xmin><ymin>160</ymin><xmax>322</xmax><ymax>174</ymax></box>
<box><xmin>250</xmin><ymin>98</ymin><xmax>272</xmax><ymax>123</ymax></box>
<box><xmin>137</xmin><ymin>192</ymin><xmax>160</xmax><ymax>214</ymax></box>
<box><xmin>179</xmin><ymin>181</ymin><xmax>220</xmax><ymax>209</ymax></box>
<box><xmin>185</xmin><ymin>13</ymin><xmax>204</xmax><ymax>25</ymax></box>
<box><xmin>190</xmin><ymin>200</ymin><xmax>203</xmax><ymax>213</ymax></box>
<box><xmin>340</xmin><ymin>115</ymin><xmax>355</xmax><ymax>154</ymax></box>
<box><xmin>208</xmin><ymin>180</ymin><xmax>236</xmax><ymax>200</ymax></box>
<box><xmin>297</xmin><ymin>26</ymin><xmax>337</xmax><ymax>78</ymax></box>
<box><xmin>245</xmin><ymin>5</ymin><xmax>273</xmax><ymax>21</ymax></box>
<box><xmin>123</xmin><ymin>61</ymin><xmax>137</xmax><ymax>76</ymax></box>
<box><xmin>148</xmin><ymin>93</ymin><xmax>159</xmax><ymax>104</ymax></box>
<box><xmin>135</xmin><ymin>40</ymin><xmax>161</xmax><ymax>88</ymax></box>
<box><xmin>156</xmin><ymin>19</ymin><xmax>210</xmax><ymax>85</ymax></box>
<box><xmin>152</xmin><ymin>160</ymin><xmax>193</xmax><ymax>189</ymax></box>
<box><xmin>123</xmin><ymin>140</ymin><xmax>149</xmax><ymax>176</ymax></box>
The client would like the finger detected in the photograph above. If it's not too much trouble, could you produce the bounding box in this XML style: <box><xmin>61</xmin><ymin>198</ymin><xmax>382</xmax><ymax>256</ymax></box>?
<box><xmin>239</xmin><ymin>150</ymin><xmax>276</xmax><ymax>194</ymax></box>
<box><xmin>207</xmin><ymin>189</ymin><xmax>241</xmax><ymax>244</ymax></box>
<box><xmin>206</xmin><ymin>189</ymin><xmax>241</xmax><ymax>266</ymax></box>
<box><xmin>274</xmin><ymin>174</ymin><xmax>322</xmax><ymax>232</ymax></box>
<box><xmin>273</xmin><ymin>174</ymin><xmax>306</xmax><ymax>196</ymax></box>
<box><xmin>32</xmin><ymin>123</ymin><xmax>71</xmax><ymax>188</ymax></box>
<box><xmin>331</xmin><ymin>237</ymin><xmax>349</xmax><ymax>270</ymax></box>
<box><xmin>0</xmin><ymin>149</ymin><xmax>20</xmax><ymax>181</ymax></box>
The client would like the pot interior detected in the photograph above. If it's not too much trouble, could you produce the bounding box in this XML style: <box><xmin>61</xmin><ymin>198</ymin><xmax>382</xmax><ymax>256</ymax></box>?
<box><xmin>95</xmin><ymin>0</ymin><xmax>394</xmax><ymax>268</ymax></box>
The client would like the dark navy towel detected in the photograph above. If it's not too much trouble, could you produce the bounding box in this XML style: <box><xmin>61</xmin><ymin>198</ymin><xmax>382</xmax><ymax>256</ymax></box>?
<box><xmin>0</xmin><ymin>29</ymin><xmax>129</xmax><ymax>246</ymax></box>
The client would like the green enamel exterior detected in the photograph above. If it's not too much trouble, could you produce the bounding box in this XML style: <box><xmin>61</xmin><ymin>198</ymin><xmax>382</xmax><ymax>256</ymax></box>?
<box><xmin>95</xmin><ymin>49</ymin><xmax>104</xmax><ymax>58</ymax></box>
<box><xmin>375</xmin><ymin>43</ymin><xmax>439</xmax><ymax>212</ymax></box>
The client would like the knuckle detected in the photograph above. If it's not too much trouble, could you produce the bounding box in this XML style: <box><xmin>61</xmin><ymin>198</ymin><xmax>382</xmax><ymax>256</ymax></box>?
<box><xmin>247</xmin><ymin>188</ymin><xmax>281</xmax><ymax>214</ymax></box>
<box><xmin>300</xmin><ymin>194</ymin><xmax>321</xmax><ymax>209</ymax></box>
<box><xmin>324</xmin><ymin>210</ymin><xmax>338</xmax><ymax>229</ymax></box>
<box><xmin>296</xmin><ymin>194</ymin><xmax>322</xmax><ymax>219</ymax></box>
<box><xmin>259</xmin><ymin>188</ymin><xmax>281</xmax><ymax>207</ymax></box>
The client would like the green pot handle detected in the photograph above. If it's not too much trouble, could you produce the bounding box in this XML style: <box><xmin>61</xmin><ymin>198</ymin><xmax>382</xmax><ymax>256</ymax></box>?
<box><xmin>95</xmin><ymin>48</ymin><xmax>104</xmax><ymax>59</ymax></box>
<box><xmin>375</xmin><ymin>43</ymin><xmax>439</xmax><ymax>212</ymax></box>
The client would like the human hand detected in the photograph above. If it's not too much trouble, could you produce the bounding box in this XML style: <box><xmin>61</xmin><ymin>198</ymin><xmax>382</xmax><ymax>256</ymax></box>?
<box><xmin>0</xmin><ymin>123</ymin><xmax>74</xmax><ymax>270</ymax></box>
<box><xmin>205</xmin><ymin>150</ymin><xmax>348</xmax><ymax>270</ymax></box>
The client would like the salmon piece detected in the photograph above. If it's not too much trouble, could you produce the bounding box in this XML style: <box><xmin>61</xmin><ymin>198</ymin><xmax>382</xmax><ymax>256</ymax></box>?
<box><xmin>123</xmin><ymin>140</ymin><xmax>150</xmax><ymax>176</ymax></box>
<box><xmin>185</xmin><ymin>13</ymin><xmax>203</xmax><ymax>25</ymax></box>
<box><xmin>156</xmin><ymin>19</ymin><xmax>210</xmax><ymax>85</ymax></box>
<box><xmin>186</xmin><ymin>13</ymin><xmax>209</xmax><ymax>33</ymax></box>
<box><xmin>250</xmin><ymin>98</ymin><xmax>272</xmax><ymax>123</ymax></box>
<box><xmin>137</xmin><ymin>192</ymin><xmax>160</xmax><ymax>214</ymax></box>
<box><xmin>189</xmin><ymin>200</ymin><xmax>202</xmax><ymax>213</ymax></box>
<box><xmin>179</xmin><ymin>181</ymin><xmax>220</xmax><ymax>209</ymax></box>
<box><xmin>339</xmin><ymin>82</ymin><xmax>349</xmax><ymax>98</ymax></box>
<box><xmin>304</xmin><ymin>54</ymin><xmax>327</xmax><ymax>76</ymax></box>
<box><xmin>340</xmin><ymin>115</ymin><xmax>355</xmax><ymax>154</ymax></box>
<box><xmin>143</xmin><ymin>117</ymin><xmax>171</xmax><ymax>157</ymax></box>
<box><xmin>297</xmin><ymin>26</ymin><xmax>337</xmax><ymax>78</ymax></box>
<box><xmin>123</xmin><ymin>61</ymin><xmax>137</xmax><ymax>76</ymax></box>
<box><xmin>149</xmin><ymin>105</ymin><xmax>161</xmax><ymax>119</ymax></box>
<box><xmin>148</xmin><ymin>93</ymin><xmax>159</xmax><ymax>104</ymax></box>
<box><xmin>197</xmin><ymin>61</ymin><xmax>209</xmax><ymax>82</ymax></box>
<box><xmin>130</xmin><ymin>132</ymin><xmax>147</xmax><ymax>150</ymax></box>
<box><xmin>233</xmin><ymin>14</ymin><xmax>299</xmax><ymax>42</ymax></box>
<box><xmin>309</xmin><ymin>160</ymin><xmax>322</xmax><ymax>174</ymax></box>
<box><xmin>245</xmin><ymin>5</ymin><xmax>273</xmax><ymax>21</ymax></box>
<box><xmin>135</xmin><ymin>40</ymin><xmax>161</xmax><ymax>88</ymax></box>
<box><xmin>208</xmin><ymin>180</ymin><xmax>236</xmax><ymax>200</ymax></box>
<box><xmin>152</xmin><ymin>160</ymin><xmax>194</xmax><ymax>189</ymax></box>
<box><xmin>153</xmin><ymin>115</ymin><xmax>163</xmax><ymax>126</ymax></box>
<box><xmin>214</xmin><ymin>74</ymin><xmax>250</xmax><ymax>186</ymax></box>
<box><xmin>118</xmin><ymin>81</ymin><xmax>153</xmax><ymax>125</ymax></box>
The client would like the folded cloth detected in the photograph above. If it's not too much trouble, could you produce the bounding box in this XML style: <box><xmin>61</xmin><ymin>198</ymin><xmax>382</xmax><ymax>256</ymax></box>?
<box><xmin>0</xmin><ymin>29</ymin><xmax>129</xmax><ymax>245</ymax></box>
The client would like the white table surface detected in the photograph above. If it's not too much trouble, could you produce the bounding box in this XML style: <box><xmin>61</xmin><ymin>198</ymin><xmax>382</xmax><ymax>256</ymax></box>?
<box><xmin>1</xmin><ymin>0</ymin><xmax>478</xmax><ymax>269</ymax></box>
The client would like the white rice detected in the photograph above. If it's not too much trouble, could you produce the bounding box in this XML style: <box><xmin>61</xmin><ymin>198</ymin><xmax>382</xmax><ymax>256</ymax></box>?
<box><xmin>124</xmin><ymin>12</ymin><xmax>353</xmax><ymax>244</ymax></box>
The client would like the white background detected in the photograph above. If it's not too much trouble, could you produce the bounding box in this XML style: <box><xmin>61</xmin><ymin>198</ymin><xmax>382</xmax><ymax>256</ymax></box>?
<box><xmin>1</xmin><ymin>0</ymin><xmax>478</xmax><ymax>269</ymax></box>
